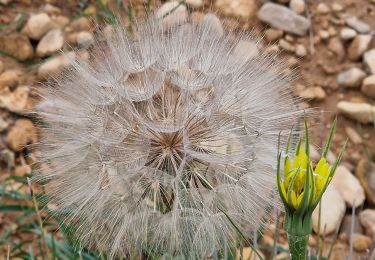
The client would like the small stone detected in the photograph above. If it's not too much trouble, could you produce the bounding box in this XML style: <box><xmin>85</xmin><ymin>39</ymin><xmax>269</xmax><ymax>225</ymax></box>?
<box><xmin>23</xmin><ymin>13</ymin><xmax>52</xmax><ymax>40</ymax></box>
<box><xmin>317</xmin><ymin>3</ymin><xmax>330</xmax><ymax>14</ymax></box>
<box><xmin>76</xmin><ymin>31</ymin><xmax>94</xmax><ymax>47</ymax></box>
<box><xmin>157</xmin><ymin>1</ymin><xmax>188</xmax><ymax>27</ymax></box>
<box><xmin>297</xmin><ymin>86</ymin><xmax>326</xmax><ymax>100</ymax></box>
<box><xmin>0</xmin><ymin>60</ymin><xmax>3</xmax><ymax>74</ymax></box>
<box><xmin>43</xmin><ymin>4</ymin><xmax>61</xmax><ymax>15</ymax></box>
<box><xmin>359</xmin><ymin>209</ymin><xmax>375</xmax><ymax>236</ymax></box>
<box><xmin>0</xmin><ymin>70</ymin><xmax>20</xmax><ymax>88</ymax></box>
<box><xmin>363</xmin><ymin>49</ymin><xmax>375</xmax><ymax>74</ymax></box>
<box><xmin>347</xmin><ymin>34</ymin><xmax>372</xmax><ymax>61</ymax></box>
<box><xmin>295</xmin><ymin>44</ymin><xmax>307</xmax><ymax>57</ymax></box>
<box><xmin>0</xmin><ymin>86</ymin><xmax>30</xmax><ymax>113</ymax></box>
<box><xmin>352</xmin><ymin>234</ymin><xmax>372</xmax><ymax>251</ymax></box>
<box><xmin>258</xmin><ymin>3</ymin><xmax>311</xmax><ymax>36</ymax></box>
<box><xmin>332</xmin><ymin>165</ymin><xmax>365</xmax><ymax>207</ymax></box>
<box><xmin>346</xmin><ymin>16</ymin><xmax>371</xmax><ymax>34</ymax></box>
<box><xmin>331</xmin><ymin>3</ymin><xmax>343</xmax><ymax>12</ymax></box>
<box><xmin>340</xmin><ymin>28</ymin><xmax>357</xmax><ymax>41</ymax></box>
<box><xmin>337</xmin><ymin>101</ymin><xmax>375</xmax><ymax>124</ymax></box>
<box><xmin>67</xmin><ymin>17</ymin><xmax>91</xmax><ymax>32</ymax></box>
<box><xmin>345</xmin><ymin>127</ymin><xmax>363</xmax><ymax>144</ymax></box>
<box><xmin>279</xmin><ymin>39</ymin><xmax>295</xmax><ymax>52</ymax></box>
<box><xmin>51</xmin><ymin>15</ymin><xmax>70</xmax><ymax>29</ymax></box>
<box><xmin>0</xmin><ymin>33</ymin><xmax>34</xmax><ymax>61</ymax></box>
<box><xmin>6</xmin><ymin>119</ymin><xmax>37</xmax><ymax>151</ymax></box>
<box><xmin>356</xmin><ymin>159</ymin><xmax>375</xmax><ymax>204</ymax></box>
<box><xmin>215</xmin><ymin>0</ymin><xmax>257</xmax><ymax>19</ymax></box>
<box><xmin>0</xmin><ymin>116</ymin><xmax>9</xmax><ymax>132</ymax></box>
<box><xmin>38</xmin><ymin>52</ymin><xmax>76</xmax><ymax>79</ymax></box>
<box><xmin>361</xmin><ymin>75</ymin><xmax>375</xmax><ymax>98</ymax></box>
<box><xmin>328</xmin><ymin>37</ymin><xmax>345</xmax><ymax>62</ymax></box>
<box><xmin>336</xmin><ymin>68</ymin><xmax>366</xmax><ymax>88</ymax></box>
<box><xmin>36</xmin><ymin>29</ymin><xmax>64</xmax><ymax>57</ymax></box>
<box><xmin>340</xmin><ymin>214</ymin><xmax>363</xmax><ymax>236</ymax></box>
<box><xmin>264</xmin><ymin>29</ymin><xmax>283</xmax><ymax>42</ymax></box>
<box><xmin>312</xmin><ymin>184</ymin><xmax>346</xmax><ymax>235</ymax></box>
<box><xmin>235</xmin><ymin>247</ymin><xmax>264</xmax><ymax>260</ymax></box>
<box><xmin>319</xmin><ymin>29</ymin><xmax>330</xmax><ymax>40</ymax></box>
<box><xmin>289</xmin><ymin>0</ymin><xmax>305</xmax><ymax>14</ymax></box>
<box><xmin>185</xmin><ymin>0</ymin><xmax>203</xmax><ymax>8</ymax></box>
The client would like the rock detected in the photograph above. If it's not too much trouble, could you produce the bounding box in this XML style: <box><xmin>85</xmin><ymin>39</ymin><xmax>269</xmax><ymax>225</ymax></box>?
<box><xmin>332</xmin><ymin>165</ymin><xmax>365</xmax><ymax>207</ymax></box>
<box><xmin>0</xmin><ymin>86</ymin><xmax>30</xmax><ymax>113</ymax></box>
<box><xmin>23</xmin><ymin>13</ymin><xmax>52</xmax><ymax>40</ymax></box>
<box><xmin>339</xmin><ymin>214</ymin><xmax>363</xmax><ymax>236</ymax></box>
<box><xmin>38</xmin><ymin>52</ymin><xmax>76</xmax><ymax>79</ymax></box>
<box><xmin>36</xmin><ymin>29</ymin><xmax>64</xmax><ymax>57</ymax></box>
<box><xmin>215</xmin><ymin>0</ymin><xmax>257</xmax><ymax>19</ymax></box>
<box><xmin>356</xmin><ymin>159</ymin><xmax>375</xmax><ymax>204</ymax></box>
<box><xmin>347</xmin><ymin>34</ymin><xmax>372</xmax><ymax>61</ymax></box>
<box><xmin>236</xmin><ymin>247</ymin><xmax>264</xmax><ymax>260</ymax></box>
<box><xmin>6</xmin><ymin>119</ymin><xmax>37</xmax><ymax>151</ymax></box>
<box><xmin>329</xmin><ymin>243</ymin><xmax>349</xmax><ymax>260</ymax></box>
<box><xmin>0</xmin><ymin>70</ymin><xmax>20</xmax><ymax>88</ymax></box>
<box><xmin>346</xmin><ymin>17</ymin><xmax>371</xmax><ymax>34</ymax></box>
<box><xmin>336</xmin><ymin>68</ymin><xmax>366</xmax><ymax>88</ymax></box>
<box><xmin>332</xmin><ymin>3</ymin><xmax>343</xmax><ymax>12</ymax></box>
<box><xmin>186</xmin><ymin>0</ymin><xmax>203</xmax><ymax>8</ymax></box>
<box><xmin>340</xmin><ymin>28</ymin><xmax>357</xmax><ymax>41</ymax></box>
<box><xmin>157</xmin><ymin>1</ymin><xmax>188</xmax><ymax>27</ymax></box>
<box><xmin>43</xmin><ymin>4</ymin><xmax>61</xmax><ymax>15</ymax></box>
<box><xmin>361</xmin><ymin>75</ymin><xmax>375</xmax><ymax>98</ymax></box>
<box><xmin>0</xmin><ymin>116</ymin><xmax>9</xmax><ymax>132</ymax></box>
<box><xmin>264</xmin><ymin>29</ymin><xmax>283</xmax><ymax>42</ymax></box>
<box><xmin>363</xmin><ymin>49</ymin><xmax>375</xmax><ymax>74</ymax></box>
<box><xmin>312</xmin><ymin>184</ymin><xmax>345</xmax><ymax>235</ymax></box>
<box><xmin>345</xmin><ymin>127</ymin><xmax>363</xmax><ymax>144</ymax></box>
<box><xmin>0</xmin><ymin>61</ymin><xmax>3</xmax><ymax>74</ymax></box>
<box><xmin>0</xmin><ymin>33</ymin><xmax>34</xmax><ymax>61</ymax></box>
<box><xmin>316</xmin><ymin>3</ymin><xmax>330</xmax><ymax>14</ymax></box>
<box><xmin>258</xmin><ymin>3</ymin><xmax>311</xmax><ymax>36</ymax></box>
<box><xmin>328</xmin><ymin>37</ymin><xmax>345</xmax><ymax>62</ymax></box>
<box><xmin>279</xmin><ymin>39</ymin><xmax>295</xmax><ymax>52</ymax></box>
<box><xmin>352</xmin><ymin>234</ymin><xmax>372</xmax><ymax>251</ymax></box>
<box><xmin>66</xmin><ymin>17</ymin><xmax>91</xmax><ymax>32</ymax></box>
<box><xmin>51</xmin><ymin>15</ymin><xmax>70</xmax><ymax>29</ymax></box>
<box><xmin>0</xmin><ymin>0</ymin><xmax>12</xmax><ymax>4</ymax></box>
<box><xmin>337</xmin><ymin>101</ymin><xmax>375</xmax><ymax>124</ymax></box>
<box><xmin>76</xmin><ymin>31</ymin><xmax>94</xmax><ymax>47</ymax></box>
<box><xmin>297</xmin><ymin>86</ymin><xmax>326</xmax><ymax>100</ymax></box>
<box><xmin>359</xmin><ymin>209</ymin><xmax>375</xmax><ymax>236</ymax></box>
<box><xmin>289</xmin><ymin>0</ymin><xmax>305</xmax><ymax>14</ymax></box>
<box><xmin>295</xmin><ymin>44</ymin><xmax>307</xmax><ymax>57</ymax></box>
<box><xmin>319</xmin><ymin>29</ymin><xmax>330</xmax><ymax>40</ymax></box>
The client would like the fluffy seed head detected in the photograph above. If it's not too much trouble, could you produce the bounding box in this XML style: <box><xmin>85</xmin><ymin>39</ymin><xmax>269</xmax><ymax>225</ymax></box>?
<box><xmin>36</xmin><ymin>13</ymin><xmax>301</xmax><ymax>258</ymax></box>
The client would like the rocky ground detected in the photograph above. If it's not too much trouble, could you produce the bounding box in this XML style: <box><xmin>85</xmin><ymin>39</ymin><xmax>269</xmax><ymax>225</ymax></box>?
<box><xmin>0</xmin><ymin>0</ymin><xmax>375</xmax><ymax>259</ymax></box>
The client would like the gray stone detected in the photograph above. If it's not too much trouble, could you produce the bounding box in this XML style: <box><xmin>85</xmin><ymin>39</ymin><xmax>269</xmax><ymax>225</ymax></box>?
<box><xmin>337</xmin><ymin>68</ymin><xmax>366</xmax><ymax>88</ymax></box>
<box><xmin>340</xmin><ymin>28</ymin><xmax>357</xmax><ymax>41</ymax></box>
<box><xmin>23</xmin><ymin>13</ymin><xmax>52</xmax><ymax>40</ymax></box>
<box><xmin>36</xmin><ymin>29</ymin><xmax>64</xmax><ymax>57</ymax></box>
<box><xmin>361</xmin><ymin>75</ymin><xmax>375</xmax><ymax>98</ymax></box>
<box><xmin>363</xmin><ymin>49</ymin><xmax>375</xmax><ymax>74</ymax></box>
<box><xmin>347</xmin><ymin>34</ymin><xmax>372</xmax><ymax>61</ymax></box>
<box><xmin>346</xmin><ymin>16</ymin><xmax>371</xmax><ymax>34</ymax></box>
<box><xmin>337</xmin><ymin>101</ymin><xmax>375</xmax><ymax>124</ymax></box>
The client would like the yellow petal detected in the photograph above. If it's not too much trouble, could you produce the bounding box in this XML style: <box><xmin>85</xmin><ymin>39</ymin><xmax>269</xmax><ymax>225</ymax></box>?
<box><xmin>315</xmin><ymin>157</ymin><xmax>330</xmax><ymax>178</ymax></box>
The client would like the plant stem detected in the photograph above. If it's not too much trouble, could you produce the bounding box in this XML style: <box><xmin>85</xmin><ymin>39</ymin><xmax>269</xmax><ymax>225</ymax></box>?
<box><xmin>288</xmin><ymin>234</ymin><xmax>308</xmax><ymax>260</ymax></box>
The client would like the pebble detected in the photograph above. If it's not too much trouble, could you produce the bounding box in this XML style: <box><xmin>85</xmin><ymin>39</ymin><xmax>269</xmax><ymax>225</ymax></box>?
<box><xmin>279</xmin><ymin>39</ymin><xmax>295</xmax><ymax>52</ymax></box>
<box><xmin>185</xmin><ymin>0</ymin><xmax>203</xmax><ymax>8</ymax></box>
<box><xmin>0</xmin><ymin>86</ymin><xmax>29</xmax><ymax>113</ymax></box>
<box><xmin>6</xmin><ymin>119</ymin><xmax>37</xmax><ymax>151</ymax></box>
<box><xmin>66</xmin><ymin>17</ymin><xmax>91</xmax><ymax>32</ymax></box>
<box><xmin>331</xmin><ymin>3</ymin><xmax>344</xmax><ymax>12</ymax></box>
<box><xmin>340</xmin><ymin>28</ymin><xmax>357</xmax><ymax>41</ymax></box>
<box><xmin>258</xmin><ymin>3</ymin><xmax>311</xmax><ymax>36</ymax></box>
<box><xmin>51</xmin><ymin>15</ymin><xmax>70</xmax><ymax>29</ymax></box>
<box><xmin>297</xmin><ymin>86</ymin><xmax>326</xmax><ymax>100</ymax></box>
<box><xmin>356</xmin><ymin>159</ymin><xmax>375</xmax><ymax>204</ymax></box>
<box><xmin>36</xmin><ymin>29</ymin><xmax>64</xmax><ymax>57</ymax></box>
<box><xmin>0</xmin><ymin>70</ymin><xmax>20</xmax><ymax>88</ymax></box>
<box><xmin>38</xmin><ymin>52</ymin><xmax>76</xmax><ymax>79</ymax></box>
<box><xmin>295</xmin><ymin>44</ymin><xmax>307</xmax><ymax>57</ymax></box>
<box><xmin>352</xmin><ymin>234</ymin><xmax>372</xmax><ymax>251</ymax></box>
<box><xmin>264</xmin><ymin>28</ymin><xmax>283</xmax><ymax>42</ymax></box>
<box><xmin>157</xmin><ymin>1</ymin><xmax>188</xmax><ymax>27</ymax></box>
<box><xmin>312</xmin><ymin>184</ymin><xmax>346</xmax><ymax>235</ymax></box>
<box><xmin>339</xmin><ymin>214</ymin><xmax>363</xmax><ymax>236</ymax></box>
<box><xmin>346</xmin><ymin>16</ymin><xmax>371</xmax><ymax>34</ymax></box>
<box><xmin>328</xmin><ymin>37</ymin><xmax>345</xmax><ymax>62</ymax></box>
<box><xmin>316</xmin><ymin>3</ymin><xmax>330</xmax><ymax>14</ymax></box>
<box><xmin>319</xmin><ymin>29</ymin><xmax>330</xmax><ymax>40</ymax></box>
<box><xmin>215</xmin><ymin>0</ymin><xmax>257</xmax><ymax>19</ymax></box>
<box><xmin>337</xmin><ymin>101</ymin><xmax>375</xmax><ymax>124</ymax></box>
<box><xmin>347</xmin><ymin>34</ymin><xmax>372</xmax><ymax>61</ymax></box>
<box><xmin>76</xmin><ymin>31</ymin><xmax>94</xmax><ymax>47</ymax></box>
<box><xmin>361</xmin><ymin>75</ymin><xmax>375</xmax><ymax>98</ymax></box>
<box><xmin>23</xmin><ymin>13</ymin><xmax>52</xmax><ymax>40</ymax></box>
<box><xmin>345</xmin><ymin>127</ymin><xmax>363</xmax><ymax>144</ymax></box>
<box><xmin>0</xmin><ymin>61</ymin><xmax>3</xmax><ymax>74</ymax></box>
<box><xmin>331</xmin><ymin>165</ymin><xmax>365</xmax><ymax>207</ymax></box>
<box><xmin>336</xmin><ymin>68</ymin><xmax>366</xmax><ymax>88</ymax></box>
<box><xmin>289</xmin><ymin>0</ymin><xmax>305</xmax><ymax>14</ymax></box>
<box><xmin>43</xmin><ymin>4</ymin><xmax>61</xmax><ymax>15</ymax></box>
<box><xmin>0</xmin><ymin>33</ymin><xmax>34</xmax><ymax>61</ymax></box>
<box><xmin>359</xmin><ymin>209</ymin><xmax>375</xmax><ymax>236</ymax></box>
<box><xmin>363</xmin><ymin>49</ymin><xmax>375</xmax><ymax>74</ymax></box>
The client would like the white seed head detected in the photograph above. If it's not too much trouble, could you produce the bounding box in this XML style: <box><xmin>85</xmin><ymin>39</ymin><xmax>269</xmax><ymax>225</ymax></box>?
<box><xmin>35</xmin><ymin>14</ymin><xmax>301</xmax><ymax>258</ymax></box>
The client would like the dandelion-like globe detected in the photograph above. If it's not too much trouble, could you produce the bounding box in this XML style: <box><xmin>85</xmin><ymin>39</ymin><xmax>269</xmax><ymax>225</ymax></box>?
<box><xmin>36</xmin><ymin>13</ymin><xmax>301</xmax><ymax>258</ymax></box>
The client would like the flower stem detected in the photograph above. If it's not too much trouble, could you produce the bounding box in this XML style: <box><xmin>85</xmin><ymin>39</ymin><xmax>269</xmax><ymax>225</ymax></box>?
<box><xmin>288</xmin><ymin>234</ymin><xmax>308</xmax><ymax>260</ymax></box>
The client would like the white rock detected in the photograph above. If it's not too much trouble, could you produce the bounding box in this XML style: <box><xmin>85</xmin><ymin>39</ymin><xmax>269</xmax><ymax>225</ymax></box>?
<box><xmin>0</xmin><ymin>86</ymin><xmax>30</xmax><ymax>113</ymax></box>
<box><xmin>337</xmin><ymin>101</ymin><xmax>375</xmax><ymax>124</ymax></box>
<box><xmin>316</xmin><ymin>3</ymin><xmax>330</xmax><ymax>14</ymax></box>
<box><xmin>43</xmin><ymin>4</ymin><xmax>61</xmax><ymax>15</ymax></box>
<box><xmin>23</xmin><ymin>13</ymin><xmax>52</xmax><ymax>40</ymax></box>
<box><xmin>156</xmin><ymin>1</ymin><xmax>188</xmax><ymax>28</ymax></box>
<box><xmin>362</xmin><ymin>75</ymin><xmax>375</xmax><ymax>98</ymax></box>
<box><xmin>363</xmin><ymin>49</ymin><xmax>375</xmax><ymax>74</ymax></box>
<box><xmin>215</xmin><ymin>0</ymin><xmax>257</xmax><ymax>19</ymax></box>
<box><xmin>336</xmin><ymin>68</ymin><xmax>366</xmax><ymax>88</ymax></box>
<box><xmin>186</xmin><ymin>0</ymin><xmax>203</xmax><ymax>8</ymax></box>
<box><xmin>332</xmin><ymin>165</ymin><xmax>365</xmax><ymax>208</ymax></box>
<box><xmin>347</xmin><ymin>34</ymin><xmax>372</xmax><ymax>61</ymax></box>
<box><xmin>258</xmin><ymin>3</ymin><xmax>311</xmax><ymax>36</ymax></box>
<box><xmin>38</xmin><ymin>52</ymin><xmax>76</xmax><ymax>79</ymax></box>
<box><xmin>340</xmin><ymin>28</ymin><xmax>357</xmax><ymax>41</ymax></box>
<box><xmin>359</xmin><ymin>209</ymin><xmax>375</xmax><ymax>236</ymax></box>
<box><xmin>36</xmin><ymin>29</ymin><xmax>64</xmax><ymax>57</ymax></box>
<box><xmin>279</xmin><ymin>39</ymin><xmax>295</xmax><ymax>52</ymax></box>
<box><xmin>331</xmin><ymin>3</ymin><xmax>343</xmax><ymax>12</ymax></box>
<box><xmin>346</xmin><ymin>16</ymin><xmax>371</xmax><ymax>34</ymax></box>
<box><xmin>312</xmin><ymin>184</ymin><xmax>346</xmax><ymax>235</ymax></box>
<box><xmin>295</xmin><ymin>44</ymin><xmax>307</xmax><ymax>57</ymax></box>
<box><xmin>345</xmin><ymin>127</ymin><xmax>363</xmax><ymax>144</ymax></box>
<box><xmin>76</xmin><ymin>31</ymin><xmax>94</xmax><ymax>47</ymax></box>
<box><xmin>289</xmin><ymin>0</ymin><xmax>305</xmax><ymax>14</ymax></box>
<box><xmin>319</xmin><ymin>29</ymin><xmax>330</xmax><ymax>40</ymax></box>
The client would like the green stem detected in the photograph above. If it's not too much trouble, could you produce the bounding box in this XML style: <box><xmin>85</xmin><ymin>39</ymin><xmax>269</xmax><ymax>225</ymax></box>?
<box><xmin>287</xmin><ymin>234</ymin><xmax>308</xmax><ymax>260</ymax></box>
